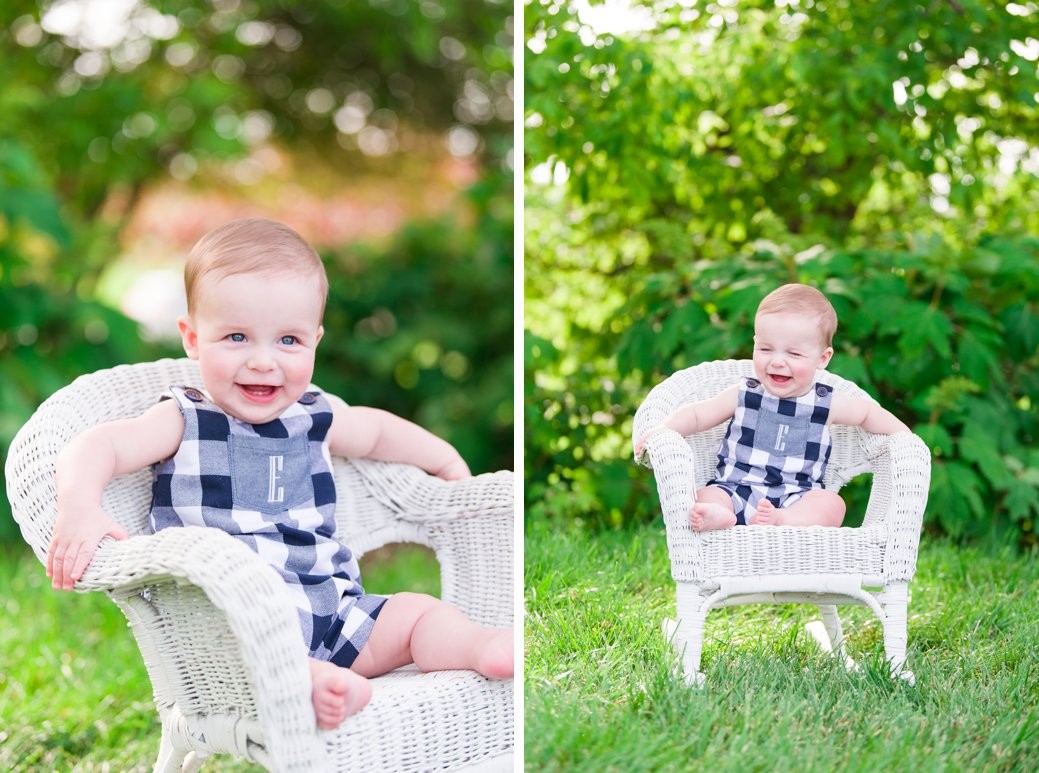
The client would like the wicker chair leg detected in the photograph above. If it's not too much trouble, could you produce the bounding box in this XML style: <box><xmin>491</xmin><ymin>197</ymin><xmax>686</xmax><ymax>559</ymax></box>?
<box><xmin>153</xmin><ymin>725</ymin><xmax>191</xmax><ymax>773</ymax></box>
<box><xmin>816</xmin><ymin>605</ymin><xmax>843</xmax><ymax>649</ymax></box>
<box><xmin>672</xmin><ymin>583</ymin><xmax>710</xmax><ymax>687</ymax></box>
<box><xmin>810</xmin><ymin>605</ymin><xmax>858</xmax><ymax>672</ymax></box>
<box><xmin>153</xmin><ymin>708</ymin><xmax>212</xmax><ymax>773</ymax></box>
<box><xmin>878</xmin><ymin>582</ymin><xmax>915</xmax><ymax>685</ymax></box>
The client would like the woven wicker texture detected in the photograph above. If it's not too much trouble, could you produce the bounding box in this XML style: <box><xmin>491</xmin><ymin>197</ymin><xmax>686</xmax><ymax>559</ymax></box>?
<box><xmin>633</xmin><ymin>360</ymin><xmax>931</xmax><ymax>684</ymax></box>
<box><xmin>6</xmin><ymin>359</ymin><xmax>514</xmax><ymax>772</ymax></box>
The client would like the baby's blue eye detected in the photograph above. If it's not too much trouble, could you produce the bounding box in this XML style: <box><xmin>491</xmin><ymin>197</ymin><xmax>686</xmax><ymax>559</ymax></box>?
<box><xmin>228</xmin><ymin>333</ymin><xmax>246</xmax><ymax>342</ymax></box>
<box><xmin>280</xmin><ymin>335</ymin><xmax>298</xmax><ymax>346</ymax></box>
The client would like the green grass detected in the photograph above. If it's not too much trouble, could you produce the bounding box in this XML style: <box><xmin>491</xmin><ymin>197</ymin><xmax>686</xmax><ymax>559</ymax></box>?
<box><xmin>0</xmin><ymin>542</ymin><xmax>439</xmax><ymax>772</ymax></box>
<box><xmin>524</xmin><ymin>519</ymin><xmax>1039</xmax><ymax>772</ymax></box>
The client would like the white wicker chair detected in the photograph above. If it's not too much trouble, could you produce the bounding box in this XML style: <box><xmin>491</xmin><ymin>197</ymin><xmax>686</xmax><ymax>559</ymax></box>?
<box><xmin>5</xmin><ymin>359</ymin><xmax>514</xmax><ymax>772</ymax></box>
<box><xmin>633</xmin><ymin>360</ymin><xmax>931</xmax><ymax>686</ymax></box>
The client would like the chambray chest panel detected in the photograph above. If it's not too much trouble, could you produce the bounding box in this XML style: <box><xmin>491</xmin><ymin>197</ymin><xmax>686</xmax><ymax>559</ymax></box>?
<box><xmin>713</xmin><ymin>377</ymin><xmax>833</xmax><ymax>501</ymax></box>
<box><xmin>150</xmin><ymin>386</ymin><xmax>385</xmax><ymax>666</ymax></box>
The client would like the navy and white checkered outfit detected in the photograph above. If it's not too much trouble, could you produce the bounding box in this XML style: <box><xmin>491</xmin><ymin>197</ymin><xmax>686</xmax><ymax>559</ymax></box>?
<box><xmin>150</xmin><ymin>386</ymin><xmax>386</xmax><ymax>667</ymax></box>
<box><xmin>710</xmin><ymin>377</ymin><xmax>834</xmax><ymax>525</ymax></box>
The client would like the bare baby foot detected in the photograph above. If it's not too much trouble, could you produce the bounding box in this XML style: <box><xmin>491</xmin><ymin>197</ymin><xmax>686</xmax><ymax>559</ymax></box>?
<box><xmin>474</xmin><ymin>628</ymin><xmax>515</xmax><ymax>679</ymax></box>
<box><xmin>309</xmin><ymin>658</ymin><xmax>372</xmax><ymax>729</ymax></box>
<box><xmin>754</xmin><ymin>499</ymin><xmax>783</xmax><ymax>526</ymax></box>
<box><xmin>689</xmin><ymin>502</ymin><xmax>738</xmax><ymax>531</ymax></box>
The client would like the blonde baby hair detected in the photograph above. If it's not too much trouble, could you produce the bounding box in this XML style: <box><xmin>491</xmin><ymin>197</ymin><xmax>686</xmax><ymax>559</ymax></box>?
<box><xmin>756</xmin><ymin>283</ymin><xmax>837</xmax><ymax>347</ymax></box>
<box><xmin>184</xmin><ymin>217</ymin><xmax>328</xmax><ymax>316</ymax></box>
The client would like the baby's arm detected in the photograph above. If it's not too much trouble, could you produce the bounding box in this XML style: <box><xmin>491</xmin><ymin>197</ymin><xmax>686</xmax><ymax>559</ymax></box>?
<box><xmin>325</xmin><ymin>395</ymin><xmax>471</xmax><ymax>479</ymax></box>
<box><xmin>635</xmin><ymin>384</ymin><xmax>739</xmax><ymax>456</ymax></box>
<box><xmin>829</xmin><ymin>393</ymin><xmax>910</xmax><ymax>435</ymax></box>
<box><xmin>48</xmin><ymin>399</ymin><xmax>185</xmax><ymax>590</ymax></box>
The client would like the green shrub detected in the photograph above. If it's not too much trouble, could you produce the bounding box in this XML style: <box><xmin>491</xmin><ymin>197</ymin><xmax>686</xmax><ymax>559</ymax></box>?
<box><xmin>526</xmin><ymin>236</ymin><xmax>1039</xmax><ymax>545</ymax></box>
<box><xmin>315</xmin><ymin>176</ymin><xmax>514</xmax><ymax>475</ymax></box>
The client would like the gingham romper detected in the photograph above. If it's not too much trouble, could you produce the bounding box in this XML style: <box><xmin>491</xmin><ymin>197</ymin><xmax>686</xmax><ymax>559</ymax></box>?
<box><xmin>710</xmin><ymin>377</ymin><xmax>834</xmax><ymax>525</ymax></box>
<box><xmin>150</xmin><ymin>386</ymin><xmax>386</xmax><ymax>667</ymax></box>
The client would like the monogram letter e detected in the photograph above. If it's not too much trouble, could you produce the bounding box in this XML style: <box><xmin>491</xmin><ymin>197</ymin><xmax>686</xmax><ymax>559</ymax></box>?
<box><xmin>268</xmin><ymin>455</ymin><xmax>285</xmax><ymax>503</ymax></box>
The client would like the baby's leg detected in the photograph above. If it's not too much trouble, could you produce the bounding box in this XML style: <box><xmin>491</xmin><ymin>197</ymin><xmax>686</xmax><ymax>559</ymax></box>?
<box><xmin>309</xmin><ymin>658</ymin><xmax>372</xmax><ymax>729</ymax></box>
<box><xmin>351</xmin><ymin>592</ymin><xmax>513</xmax><ymax>680</ymax></box>
<box><xmin>756</xmin><ymin>490</ymin><xmax>846</xmax><ymax>526</ymax></box>
<box><xmin>690</xmin><ymin>486</ymin><xmax>738</xmax><ymax>531</ymax></box>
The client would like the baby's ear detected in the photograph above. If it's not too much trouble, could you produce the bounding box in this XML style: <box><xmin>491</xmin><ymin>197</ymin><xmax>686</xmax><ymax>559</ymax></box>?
<box><xmin>177</xmin><ymin>315</ymin><xmax>200</xmax><ymax>360</ymax></box>
<box><xmin>819</xmin><ymin>346</ymin><xmax>834</xmax><ymax>369</ymax></box>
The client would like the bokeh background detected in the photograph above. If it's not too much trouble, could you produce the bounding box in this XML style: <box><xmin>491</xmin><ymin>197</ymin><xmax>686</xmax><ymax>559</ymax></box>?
<box><xmin>525</xmin><ymin>0</ymin><xmax>1039</xmax><ymax>546</ymax></box>
<box><xmin>1</xmin><ymin>0</ymin><xmax>515</xmax><ymax>544</ymax></box>
<box><xmin>0</xmin><ymin>2</ymin><xmax>513</xmax><ymax>767</ymax></box>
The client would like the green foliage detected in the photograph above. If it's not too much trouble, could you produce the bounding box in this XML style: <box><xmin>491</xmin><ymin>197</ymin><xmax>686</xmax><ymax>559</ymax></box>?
<box><xmin>0</xmin><ymin>140</ymin><xmax>176</xmax><ymax>542</ymax></box>
<box><xmin>1</xmin><ymin>2</ymin><xmax>514</xmax><ymax>543</ymax></box>
<box><xmin>525</xmin><ymin>0</ymin><xmax>1039</xmax><ymax>243</ymax></box>
<box><xmin>316</xmin><ymin>175</ymin><xmax>514</xmax><ymax>474</ymax></box>
<box><xmin>524</xmin><ymin>1</ymin><xmax>1039</xmax><ymax>546</ymax></box>
<box><xmin>2</xmin><ymin>0</ymin><xmax>513</xmax><ymax>222</ymax></box>
<box><xmin>527</xmin><ymin>230</ymin><xmax>1039</xmax><ymax>542</ymax></box>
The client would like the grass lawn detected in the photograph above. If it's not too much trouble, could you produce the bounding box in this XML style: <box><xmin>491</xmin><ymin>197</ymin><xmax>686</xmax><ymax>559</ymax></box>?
<box><xmin>525</xmin><ymin>518</ymin><xmax>1039</xmax><ymax>772</ymax></box>
<box><xmin>0</xmin><ymin>542</ymin><xmax>439</xmax><ymax>772</ymax></box>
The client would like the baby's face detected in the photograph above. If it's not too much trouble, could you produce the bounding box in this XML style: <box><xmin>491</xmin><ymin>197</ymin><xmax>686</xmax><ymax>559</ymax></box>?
<box><xmin>179</xmin><ymin>270</ymin><xmax>325</xmax><ymax>424</ymax></box>
<box><xmin>752</xmin><ymin>312</ymin><xmax>833</xmax><ymax>399</ymax></box>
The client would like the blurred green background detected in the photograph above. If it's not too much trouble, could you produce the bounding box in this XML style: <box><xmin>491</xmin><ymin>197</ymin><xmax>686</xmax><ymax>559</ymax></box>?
<box><xmin>1</xmin><ymin>0</ymin><xmax>515</xmax><ymax>544</ymax></box>
<box><xmin>525</xmin><ymin>0</ymin><xmax>1039</xmax><ymax>546</ymax></box>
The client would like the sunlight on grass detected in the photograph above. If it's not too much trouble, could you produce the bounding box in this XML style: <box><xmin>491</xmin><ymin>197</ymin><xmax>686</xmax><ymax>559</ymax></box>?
<box><xmin>525</xmin><ymin>520</ymin><xmax>1039</xmax><ymax>771</ymax></box>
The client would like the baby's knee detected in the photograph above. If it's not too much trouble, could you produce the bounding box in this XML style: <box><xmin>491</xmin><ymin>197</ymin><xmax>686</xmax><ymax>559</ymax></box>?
<box><xmin>825</xmin><ymin>489</ymin><xmax>846</xmax><ymax>513</ymax></box>
<box><xmin>814</xmin><ymin>490</ymin><xmax>846</xmax><ymax>525</ymax></box>
<box><xmin>388</xmin><ymin>591</ymin><xmax>441</xmax><ymax>616</ymax></box>
<box><xmin>696</xmin><ymin>485</ymin><xmax>733</xmax><ymax>507</ymax></box>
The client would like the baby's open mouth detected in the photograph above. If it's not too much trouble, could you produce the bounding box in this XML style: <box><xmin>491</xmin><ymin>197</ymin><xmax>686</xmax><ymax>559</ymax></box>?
<box><xmin>769</xmin><ymin>374</ymin><xmax>792</xmax><ymax>384</ymax></box>
<box><xmin>239</xmin><ymin>384</ymin><xmax>279</xmax><ymax>398</ymax></box>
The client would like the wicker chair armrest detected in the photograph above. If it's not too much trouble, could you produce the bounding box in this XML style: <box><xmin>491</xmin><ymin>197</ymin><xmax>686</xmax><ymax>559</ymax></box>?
<box><xmin>78</xmin><ymin>527</ymin><xmax>329</xmax><ymax>771</ymax></box>
<box><xmin>346</xmin><ymin>460</ymin><xmax>514</xmax><ymax>627</ymax></box>
<box><xmin>640</xmin><ymin>428</ymin><xmax>701</xmax><ymax>534</ymax></box>
<box><xmin>864</xmin><ymin>432</ymin><xmax>931</xmax><ymax>581</ymax></box>
<box><xmin>347</xmin><ymin>460</ymin><xmax>513</xmax><ymax>522</ymax></box>
<box><xmin>639</xmin><ymin>430</ymin><xmax>714</xmax><ymax>584</ymax></box>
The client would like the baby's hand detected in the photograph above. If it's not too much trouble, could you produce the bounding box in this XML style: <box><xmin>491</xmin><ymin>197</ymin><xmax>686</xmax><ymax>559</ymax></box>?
<box><xmin>634</xmin><ymin>425</ymin><xmax>666</xmax><ymax>458</ymax></box>
<box><xmin>436</xmin><ymin>457</ymin><xmax>472</xmax><ymax>481</ymax></box>
<box><xmin>47</xmin><ymin>504</ymin><xmax>129</xmax><ymax>591</ymax></box>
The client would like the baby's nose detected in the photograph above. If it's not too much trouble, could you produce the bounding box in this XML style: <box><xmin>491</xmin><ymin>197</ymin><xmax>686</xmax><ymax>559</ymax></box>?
<box><xmin>247</xmin><ymin>349</ymin><xmax>276</xmax><ymax>370</ymax></box>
